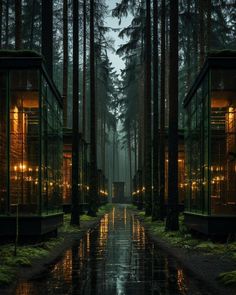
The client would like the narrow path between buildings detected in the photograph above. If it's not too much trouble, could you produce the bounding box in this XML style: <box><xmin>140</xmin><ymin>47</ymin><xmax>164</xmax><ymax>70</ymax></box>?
<box><xmin>15</xmin><ymin>205</ymin><xmax>211</xmax><ymax>295</ymax></box>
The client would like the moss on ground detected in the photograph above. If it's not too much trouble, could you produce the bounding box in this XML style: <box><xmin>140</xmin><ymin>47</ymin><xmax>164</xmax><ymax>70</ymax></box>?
<box><xmin>0</xmin><ymin>237</ymin><xmax>64</xmax><ymax>287</ymax></box>
<box><xmin>218</xmin><ymin>271</ymin><xmax>236</xmax><ymax>286</ymax></box>
<box><xmin>80</xmin><ymin>214</ymin><xmax>97</xmax><ymax>222</ymax></box>
<box><xmin>60</xmin><ymin>214</ymin><xmax>81</xmax><ymax>234</ymax></box>
<box><xmin>0</xmin><ymin>266</ymin><xmax>15</xmax><ymax>286</ymax></box>
<box><xmin>137</xmin><ymin>209</ymin><xmax>236</xmax><ymax>287</ymax></box>
<box><xmin>61</xmin><ymin>203</ymin><xmax>113</xmax><ymax>232</ymax></box>
<box><xmin>0</xmin><ymin>237</ymin><xmax>63</xmax><ymax>267</ymax></box>
<box><xmin>0</xmin><ymin>203</ymin><xmax>114</xmax><ymax>287</ymax></box>
<box><xmin>126</xmin><ymin>204</ymin><xmax>137</xmax><ymax>210</ymax></box>
<box><xmin>98</xmin><ymin>203</ymin><xmax>114</xmax><ymax>215</ymax></box>
<box><xmin>137</xmin><ymin>211</ymin><xmax>236</xmax><ymax>256</ymax></box>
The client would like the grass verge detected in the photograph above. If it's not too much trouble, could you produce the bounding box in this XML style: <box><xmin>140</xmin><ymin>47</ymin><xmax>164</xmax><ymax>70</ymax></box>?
<box><xmin>0</xmin><ymin>203</ymin><xmax>113</xmax><ymax>287</ymax></box>
<box><xmin>218</xmin><ymin>271</ymin><xmax>236</xmax><ymax>286</ymax></box>
<box><xmin>137</xmin><ymin>211</ymin><xmax>236</xmax><ymax>253</ymax></box>
<box><xmin>136</xmin><ymin>210</ymin><xmax>236</xmax><ymax>286</ymax></box>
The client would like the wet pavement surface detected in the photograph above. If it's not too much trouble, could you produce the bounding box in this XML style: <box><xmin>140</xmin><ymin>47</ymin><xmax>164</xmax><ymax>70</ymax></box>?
<box><xmin>14</xmin><ymin>205</ymin><xmax>211</xmax><ymax>295</ymax></box>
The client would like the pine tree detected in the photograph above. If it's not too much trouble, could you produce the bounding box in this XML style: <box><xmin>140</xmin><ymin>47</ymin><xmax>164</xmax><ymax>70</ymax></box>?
<box><xmin>88</xmin><ymin>0</ymin><xmax>98</xmax><ymax>216</ymax></box>
<box><xmin>42</xmin><ymin>0</ymin><xmax>53</xmax><ymax>77</ymax></box>
<box><xmin>63</xmin><ymin>0</ymin><xmax>68</xmax><ymax>127</ymax></box>
<box><xmin>15</xmin><ymin>0</ymin><xmax>22</xmax><ymax>49</ymax></box>
<box><xmin>166</xmin><ymin>0</ymin><xmax>179</xmax><ymax>231</ymax></box>
<box><xmin>152</xmin><ymin>0</ymin><xmax>159</xmax><ymax>221</ymax></box>
<box><xmin>159</xmin><ymin>0</ymin><xmax>166</xmax><ymax>221</ymax></box>
<box><xmin>71</xmin><ymin>0</ymin><xmax>80</xmax><ymax>226</ymax></box>
<box><xmin>144</xmin><ymin>0</ymin><xmax>152</xmax><ymax>216</ymax></box>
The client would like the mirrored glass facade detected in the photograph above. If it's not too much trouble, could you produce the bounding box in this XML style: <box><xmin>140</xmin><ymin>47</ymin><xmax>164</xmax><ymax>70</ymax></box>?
<box><xmin>62</xmin><ymin>132</ymin><xmax>89</xmax><ymax>206</ymax></box>
<box><xmin>185</xmin><ymin>60</ymin><xmax>236</xmax><ymax>217</ymax></box>
<box><xmin>0</xmin><ymin>59</ymin><xmax>63</xmax><ymax>217</ymax></box>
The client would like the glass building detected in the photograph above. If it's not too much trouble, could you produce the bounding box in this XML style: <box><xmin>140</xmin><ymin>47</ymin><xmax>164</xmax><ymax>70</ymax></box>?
<box><xmin>165</xmin><ymin>133</ymin><xmax>186</xmax><ymax>207</ymax></box>
<box><xmin>132</xmin><ymin>133</ymin><xmax>186</xmax><ymax>211</ymax></box>
<box><xmin>0</xmin><ymin>51</ymin><xmax>63</xmax><ymax>236</ymax></box>
<box><xmin>184</xmin><ymin>52</ymin><xmax>236</xmax><ymax>234</ymax></box>
<box><xmin>62</xmin><ymin>132</ymin><xmax>108</xmax><ymax>211</ymax></box>
<box><xmin>62</xmin><ymin>129</ymin><xmax>89</xmax><ymax>212</ymax></box>
<box><xmin>97</xmin><ymin>169</ymin><xmax>108</xmax><ymax>204</ymax></box>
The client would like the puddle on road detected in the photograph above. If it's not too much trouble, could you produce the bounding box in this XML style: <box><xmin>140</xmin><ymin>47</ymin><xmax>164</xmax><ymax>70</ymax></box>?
<box><xmin>14</xmin><ymin>205</ymin><xmax>210</xmax><ymax>295</ymax></box>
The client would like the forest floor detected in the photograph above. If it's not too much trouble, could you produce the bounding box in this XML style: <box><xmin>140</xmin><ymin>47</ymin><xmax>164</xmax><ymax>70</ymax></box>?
<box><xmin>0</xmin><ymin>203</ymin><xmax>113</xmax><ymax>293</ymax></box>
<box><xmin>130</xmin><ymin>205</ymin><xmax>236</xmax><ymax>295</ymax></box>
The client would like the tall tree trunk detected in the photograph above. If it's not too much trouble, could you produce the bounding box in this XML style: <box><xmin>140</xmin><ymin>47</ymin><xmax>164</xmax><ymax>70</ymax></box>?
<box><xmin>144</xmin><ymin>0</ymin><xmax>152</xmax><ymax>216</ymax></box>
<box><xmin>0</xmin><ymin>0</ymin><xmax>2</xmax><ymax>49</ymax></box>
<box><xmin>82</xmin><ymin>0</ymin><xmax>87</xmax><ymax>204</ymax></box>
<box><xmin>42</xmin><ymin>0</ymin><xmax>53</xmax><ymax>77</ymax></box>
<box><xmin>165</xmin><ymin>0</ymin><xmax>179</xmax><ymax>231</ymax></box>
<box><xmin>63</xmin><ymin>0</ymin><xmax>68</xmax><ymax>127</ymax></box>
<box><xmin>134</xmin><ymin>121</ymin><xmax>137</xmax><ymax>174</ymax></box>
<box><xmin>29</xmin><ymin>0</ymin><xmax>36</xmax><ymax>49</ymax></box>
<box><xmin>5</xmin><ymin>0</ymin><xmax>9</xmax><ymax>48</ymax></box>
<box><xmin>186</xmin><ymin>0</ymin><xmax>191</xmax><ymax>91</ymax></box>
<box><xmin>199</xmin><ymin>0</ymin><xmax>205</xmax><ymax>66</ymax></box>
<box><xmin>133</xmin><ymin>122</ymin><xmax>137</xmax><ymax>203</ymax></box>
<box><xmin>88</xmin><ymin>0</ymin><xmax>98</xmax><ymax>216</ymax></box>
<box><xmin>128</xmin><ymin>126</ymin><xmax>132</xmax><ymax>199</ymax></box>
<box><xmin>159</xmin><ymin>0</ymin><xmax>166</xmax><ymax>221</ymax></box>
<box><xmin>138</xmin><ymin>81</ymin><xmax>143</xmax><ymax>173</ymax></box>
<box><xmin>100</xmin><ymin>106</ymin><xmax>103</xmax><ymax>170</ymax></box>
<box><xmin>138</xmin><ymin>68</ymin><xmax>144</xmax><ymax>210</ymax></box>
<box><xmin>82</xmin><ymin>0</ymin><xmax>87</xmax><ymax>139</ymax></box>
<box><xmin>193</xmin><ymin>0</ymin><xmax>198</xmax><ymax>75</ymax></box>
<box><xmin>206</xmin><ymin>0</ymin><xmax>211</xmax><ymax>53</ymax></box>
<box><xmin>71</xmin><ymin>0</ymin><xmax>80</xmax><ymax>226</ymax></box>
<box><xmin>112</xmin><ymin>128</ymin><xmax>115</xmax><ymax>183</ymax></box>
<box><xmin>15</xmin><ymin>0</ymin><xmax>22</xmax><ymax>49</ymax></box>
<box><xmin>102</xmin><ymin>111</ymin><xmax>106</xmax><ymax>173</ymax></box>
<box><xmin>116</xmin><ymin>133</ymin><xmax>119</xmax><ymax>180</ymax></box>
<box><xmin>152</xmin><ymin>0</ymin><xmax>159</xmax><ymax>221</ymax></box>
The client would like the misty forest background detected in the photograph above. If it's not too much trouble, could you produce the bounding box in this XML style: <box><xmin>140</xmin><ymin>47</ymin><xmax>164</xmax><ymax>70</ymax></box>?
<box><xmin>0</xmin><ymin>0</ymin><xmax>236</xmax><ymax>202</ymax></box>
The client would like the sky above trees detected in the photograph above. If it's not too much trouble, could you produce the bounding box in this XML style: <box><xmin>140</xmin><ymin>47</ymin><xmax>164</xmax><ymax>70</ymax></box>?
<box><xmin>106</xmin><ymin>0</ymin><xmax>132</xmax><ymax>75</ymax></box>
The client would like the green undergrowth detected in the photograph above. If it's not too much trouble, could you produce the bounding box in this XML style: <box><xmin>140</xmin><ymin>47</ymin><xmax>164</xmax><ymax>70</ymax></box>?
<box><xmin>81</xmin><ymin>214</ymin><xmax>97</xmax><ymax>222</ymax></box>
<box><xmin>126</xmin><ymin>204</ymin><xmax>137</xmax><ymax>210</ymax></box>
<box><xmin>0</xmin><ymin>203</ymin><xmax>114</xmax><ymax>287</ymax></box>
<box><xmin>0</xmin><ymin>266</ymin><xmax>15</xmax><ymax>286</ymax></box>
<box><xmin>98</xmin><ymin>203</ymin><xmax>114</xmax><ymax>215</ymax></box>
<box><xmin>0</xmin><ymin>237</ymin><xmax>63</xmax><ymax>286</ymax></box>
<box><xmin>61</xmin><ymin>203</ymin><xmax>113</xmax><ymax>233</ymax></box>
<box><xmin>218</xmin><ymin>271</ymin><xmax>236</xmax><ymax>286</ymax></box>
<box><xmin>60</xmin><ymin>214</ymin><xmax>81</xmax><ymax>234</ymax></box>
<box><xmin>0</xmin><ymin>204</ymin><xmax>113</xmax><ymax>286</ymax></box>
<box><xmin>137</xmin><ymin>211</ymin><xmax>236</xmax><ymax>258</ymax></box>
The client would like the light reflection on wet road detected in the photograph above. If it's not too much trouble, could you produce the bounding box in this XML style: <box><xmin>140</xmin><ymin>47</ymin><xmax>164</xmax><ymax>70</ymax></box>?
<box><xmin>14</xmin><ymin>205</ymin><xmax>210</xmax><ymax>295</ymax></box>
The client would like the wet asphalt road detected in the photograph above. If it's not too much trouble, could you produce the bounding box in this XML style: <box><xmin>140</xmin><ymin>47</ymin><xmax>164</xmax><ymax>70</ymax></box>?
<box><xmin>14</xmin><ymin>205</ymin><xmax>210</xmax><ymax>295</ymax></box>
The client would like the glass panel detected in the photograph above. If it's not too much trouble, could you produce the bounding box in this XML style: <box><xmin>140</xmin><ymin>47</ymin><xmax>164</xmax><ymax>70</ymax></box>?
<box><xmin>191</xmin><ymin>90</ymin><xmax>202</xmax><ymax>213</ymax></box>
<box><xmin>178</xmin><ymin>148</ymin><xmax>186</xmax><ymax>205</ymax></box>
<box><xmin>210</xmin><ymin>69</ymin><xmax>236</xmax><ymax>215</ymax></box>
<box><xmin>41</xmin><ymin>80</ymin><xmax>63</xmax><ymax>214</ymax></box>
<box><xmin>81</xmin><ymin>141</ymin><xmax>89</xmax><ymax>204</ymax></box>
<box><xmin>62</xmin><ymin>138</ymin><xmax>88</xmax><ymax>205</ymax></box>
<box><xmin>41</xmin><ymin>78</ymin><xmax>48</xmax><ymax>213</ymax></box>
<box><xmin>203</xmin><ymin>74</ymin><xmax>209</xmax><ymax>214</ymax></box>
<box><xmin>164</xmin><ymin>141</ymin><xmax>186</xmax><ymax>205</ymax></box>
<box><xmin>9</xmin><ymin>70</ymin><xmax>39</xmax><ymax>215</ymax></box>
<box><xmin>185</xmin><ymin>74</ymin><xmax>208</xmax><ymax>214</ymax></box>
<box><xmin>0</xmin><ymin>72</ymin><xmax>8</xmax><ymax>214</ymax></box>
<box><xmin>185</xmin><ymin>102</ymin><xmax>191</xmax><ymax>211</ymax></box>
<box><xmin>63</xmin><ymin>147</ymin><xmax>72</xmax><ymax>204</ymax></box>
